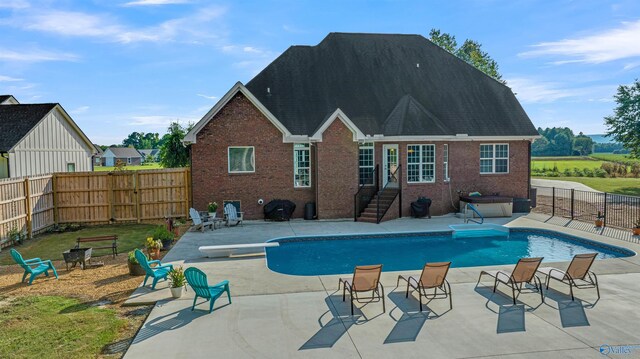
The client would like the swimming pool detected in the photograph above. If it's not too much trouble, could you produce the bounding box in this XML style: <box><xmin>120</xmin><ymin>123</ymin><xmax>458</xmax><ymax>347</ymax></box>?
<box><xmin>265</xmin><ymin>228</ymin><xmax>634</xmax><ymax>276</ymax></box>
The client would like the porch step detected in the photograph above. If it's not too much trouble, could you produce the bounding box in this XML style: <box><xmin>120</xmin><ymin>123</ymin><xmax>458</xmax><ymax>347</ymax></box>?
<box><xmin>356</xmin><ymin>189</ymin><xmax>399</xmax><ymax>223</ymax></box>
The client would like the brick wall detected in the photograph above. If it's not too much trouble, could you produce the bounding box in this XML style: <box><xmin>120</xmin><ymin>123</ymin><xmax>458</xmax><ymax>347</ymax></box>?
<box><xmin>191</xmin><ymin>93</ymin><xmax>314</xmax><ymax>219</ymax></box>
<box><xmin>375</xmin><ymin>140</ymin><xmax>530</xmax><ymax>217</ymax></box>
<box><xmin>316</xmin><ymin>119</ymin><xmax>359</xmax><ymax>219</ymax></box>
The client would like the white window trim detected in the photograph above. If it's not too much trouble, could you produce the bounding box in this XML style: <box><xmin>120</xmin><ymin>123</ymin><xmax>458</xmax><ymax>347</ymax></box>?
<box><xmin>443</xmin><ymin>144</ymin><xmax>450</xmax><ymax>182</ymax></box>
<box><xmin>407</xmin><ymin>144</ymin><xmax>436</xmax><ymax>184</ymax></box>
<box><xmin>480</xmin><ymin>143</ymin><xmax>509</xmax><ymax>174</ymax></box>
<box><xmin>359</xmin><ymin>142</ymin><xmax>375</xmax><ymax>186</ymax></box>
<box><xmin>293</xmin><ymin>143</ymin><xmax>311</xmax><ymax>188</ymax></box>
<box><xmin>228</xmin><ymin>146</ymin><xmax>256</xmax><ymax>173</ymax></box>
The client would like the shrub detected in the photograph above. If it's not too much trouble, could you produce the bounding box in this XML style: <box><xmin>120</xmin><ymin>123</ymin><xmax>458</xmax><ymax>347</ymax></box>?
<box><xmin>583</xmin><ymin>168</ymin><xmax>594</xmax><ymax>177</ymax></box>
<box><xmin>563</xmin><ymin>168</ymin><xmax>573</xmax><ymax>177</ymax></box>
<box><xmin>601</xmin><ymin>162</ymin><xmax>614</xmax><ymax>176</ymax></box>
<box><xmin>594</xmin><ymin>168</ymin><xmax>607</xmax><ymax>178</ymax></box>
<box><xmin>631</xmin><ymin>163</ymin><xmax>640</xmax><ymax>178</ymax></box>
<box><xmin>152</xmin><ymin>226</ymin><xmax>174</xmax><ymax>242</ymax></box>
<box><xmin>128</xmin><ymin>250</ymin><xmax>139</xmax><ymax>264</ymax></box>
<box><xmin>572</xmin><ymin>167</ymin><xmax>583</xmax><ymax>177</ymax></box>
<box><xmin>546</xmin><ymin>171</ymin><xmax>560</xmax><ymax>177</ymax></box>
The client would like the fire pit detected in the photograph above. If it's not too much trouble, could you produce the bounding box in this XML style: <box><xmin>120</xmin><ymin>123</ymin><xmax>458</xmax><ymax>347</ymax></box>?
<box><xmin>63</xmin><ymin>247</ymin><xmax>92</xmax><ymax>270</ymax></box>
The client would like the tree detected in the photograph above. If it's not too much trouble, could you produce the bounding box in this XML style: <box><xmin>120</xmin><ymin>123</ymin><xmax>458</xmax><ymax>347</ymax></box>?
<box><xmin>573</xmin><ymin>132</ymin><xmax>594</xmax><ymax>156</ymax></box>
<box><xmin>159</xmin><ymin>122</ymin><xmax>191</xmax><ymax>168</ymax></box>
<box><xmin>605</xmin><ymin>80</ymin><xmax>640</xmax><ymax>158</ymax></box>
<box><xmin>122</xmin><ymin>131</ymin><xmax>161</xmax><ymax>149</ymax></box>
<box><xmin>428</xmin><ymin>29</ymin><xmax>457</xmax><ymax>53</ymax></box>
<box><xmin>428</xmin><ymin>29</ymin><xmax>504</xmax><ymax>83</ymax></box>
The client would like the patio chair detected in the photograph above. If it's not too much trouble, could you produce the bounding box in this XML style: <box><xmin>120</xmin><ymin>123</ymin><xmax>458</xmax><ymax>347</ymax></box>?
<box><xmin>135</xmin><ymin>249</ymin><xmax>173</xmax><ymax>290</ymax></box>
<box><xmin>477</xmin><ymin>257</ymin><xmax>544</xmax><ymax>305</ymax></box>
<box><xmin>185</xmin><ymin>267</ymin><xmax>231</xmax><ymax>313</ymax></box>
<box><xmin>189</xmin><ymin>208</ymin><xmax>214</xmax><ymax>232</ymax></box>
<box><xmin>397</xmin><ymin>262</ymin><xmax>452</xmax><ymax>311</ymax></box>
<box><xmin>223</xmin><ymin>203</ymin><xmax>244</xmax><ymax>227</ymax></box>
<box><xmin>338</xmin><ymin>264</ymin><xmax>385</xmax><ymax>315</ymax></box>
<box><xmin>10</xmin><ymin>249</ymin><xmax>59</xmax><ymax>285</ymax></box>
<box><xmin>537</xmin><ymin>253</ymin><xmax>600</xmax><ymax>301</ymax></box>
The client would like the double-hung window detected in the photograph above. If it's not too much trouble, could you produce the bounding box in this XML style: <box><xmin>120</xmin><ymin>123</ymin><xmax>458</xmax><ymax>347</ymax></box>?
<box><xmin>228</xmin><ymin>146</ymin><xmax>255</xmax><ymax>173</ymax></box>
<box><xmin>480</xmin><ymin>144</ymin><xmax>509</xmax><ymax>174</ymax></box>
<box><xmin>407</xmin><ymin>144</ymin><xmax>435</xmax><ymax>183</ymax></box>
<box><xmin>293</xmin><ymin>143</ymin><xmax>310</xmax><ymax>187</ymax></box>
<box><xmin>359</xmin><ymin>143</ymin><xmax>375</xmax><ymax>185</ymax></box>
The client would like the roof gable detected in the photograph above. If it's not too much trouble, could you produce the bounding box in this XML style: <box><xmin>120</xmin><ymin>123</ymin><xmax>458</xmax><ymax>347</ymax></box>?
<box><xmin>104</xmin><ymin>147</ymin><xmax>143</xmax><ymax>158</ymax></box>
<box><xmin>0</xmin><ymin>104</ymin><xmax>57</xmax><ymax>151</ymax></box>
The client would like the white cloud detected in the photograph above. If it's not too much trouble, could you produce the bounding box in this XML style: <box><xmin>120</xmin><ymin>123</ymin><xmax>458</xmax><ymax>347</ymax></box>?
<box><xmin>0</xmin><ymin>75</ymin><xmax>23</xmax><ymax>82</ymax></box>
<box><xmin>196</xmin><ymin>94</ymin><xmax>218</xmax><ymax>100</ymax></box>
<box><xmin>520</xmin><ymin>20</ymin><xmax>640</xmax><ymax>64</ymax></box>
<box><xmin>507</xmin><ymin>77</ymin><xmax>615</xmax><ymax>104</ymax></box>
<box><xmin>1</xmin><ymin>7</ymin><xmax>227</xmax><ymax>44</ymax></box>
<box><xmin>71</xmin><ymin>106</ymin><xmax>90</xmax><ymax>114</ymax></box>
<box><xmin>123</xmin><ymin>0</ymin><xmax>190</xmax><ymax>6</ymax></box>
<box><xmin>0</xmin><ymin>0</ymin><xmax>29</xmax><ymax>9</ymax></box>
<box><xmin>129</xmin><ymin>115</ymin><xmax>197</xmax><ymax>127</ymax></box>
<box><xmin>0</xmin><ymin>48</ymin><xmax>78</xmax><ymax>62</ymax></box>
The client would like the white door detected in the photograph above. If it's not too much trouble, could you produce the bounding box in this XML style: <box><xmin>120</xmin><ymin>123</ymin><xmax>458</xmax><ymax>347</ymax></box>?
<box><xmin>382</xmin><ymin>144</ymin><xmax>399</xmax><ymax>187</ymax></box>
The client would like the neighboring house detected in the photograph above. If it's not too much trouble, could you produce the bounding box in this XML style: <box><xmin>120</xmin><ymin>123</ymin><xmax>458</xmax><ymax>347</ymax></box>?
<box><xmin>93</xmin><ymin>144</ymin><xmax>104</xmax><ymax>166</ymax></box>
<box><xmin>0</xmin><ymin>95</ymin><xmax>19</xmax><ymax>105</ymax></box>
<box><xmin>102</xmin><ymin>147</ymin><xmax>143</xmax><ymax>166</ymax></box>
<box><xmin>0</xmin><ymin>98</ymin><xmax>96</xmax><ymax>179</ymax></box>
<box><xmin>184</xmin><ymin>33</ymin><xmax>539</xmax><ymax>221</ymax></box>
<box><xmin>139</xmin><ymin>149</ymin><xmax>160</xmax><ymax>163</ymax></box>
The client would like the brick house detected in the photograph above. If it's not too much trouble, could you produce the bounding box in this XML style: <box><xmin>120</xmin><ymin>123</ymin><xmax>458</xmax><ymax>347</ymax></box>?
<box><xmin>185</xmin><ymin>33</ymin><xmax>538</xmax><ymax>221</ymax></box>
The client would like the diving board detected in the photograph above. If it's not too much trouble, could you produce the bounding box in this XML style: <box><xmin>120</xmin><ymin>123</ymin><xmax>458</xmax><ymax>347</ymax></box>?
<box><xmin>199</xmin><ymin>242</ymin><xmax>279</xmax><ymax>258</ymax></box>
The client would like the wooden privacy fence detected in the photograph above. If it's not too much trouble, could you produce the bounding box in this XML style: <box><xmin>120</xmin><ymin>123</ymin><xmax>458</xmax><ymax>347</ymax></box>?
<box><xmin>0</xmin><ymin>168</ymin><xmax>190</xmax><ymax>246</ymax></box>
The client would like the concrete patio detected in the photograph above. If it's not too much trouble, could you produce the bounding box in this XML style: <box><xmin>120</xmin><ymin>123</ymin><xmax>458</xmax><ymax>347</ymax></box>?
<box><xmin>124</xmin><ymin>214</ymin><xmax>640</xmax><ymax>358</ymax></box>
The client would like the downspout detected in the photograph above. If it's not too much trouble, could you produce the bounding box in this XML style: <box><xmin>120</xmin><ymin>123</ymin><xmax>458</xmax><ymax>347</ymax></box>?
<box><xmin>527</xmin><ymin>141</ymin><xmax>532</xmax><ymax>199</ymax></box>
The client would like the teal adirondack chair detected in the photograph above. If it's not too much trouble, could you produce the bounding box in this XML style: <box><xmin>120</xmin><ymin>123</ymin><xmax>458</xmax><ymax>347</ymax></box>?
<box><xmin>135</xmin><ymin>249</ymin><xmax>173</xmax><ymax>289</ymax></box>
<box><xmin>10</xmin><ymin>249</ymin><xmax>59</xmax><ymax>285</ymax></box>
<box><xmin>185</xmin><ymin>267</ymin><xmax>231</xmax><ymax>313</ymax></box>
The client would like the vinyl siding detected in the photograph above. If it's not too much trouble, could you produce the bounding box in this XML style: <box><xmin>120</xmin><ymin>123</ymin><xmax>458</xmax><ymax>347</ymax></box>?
<box><xmin>8</xmin><ymin>108</ymin><xmax>93</xmax><ymax>177</ymax></box>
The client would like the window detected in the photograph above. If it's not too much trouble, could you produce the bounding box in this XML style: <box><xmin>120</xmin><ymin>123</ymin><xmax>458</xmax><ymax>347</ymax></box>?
<box><xmin>480</xmin><ymin>144</ymin><xmax>509</xmax><ymax>174</ymax></box>
<box><xmin>443</xmin><ymin>144</ymin><xmax>449</xmax><ymax>181</ymax></box>
<box><xmin>127</xmin><ymin>157</ymin><xmax>132</xmax><ymax>164</ymax></box>
<box><xmin>228</xmin><ymin>146</ymin><xmax>255</xmax><ymax>173</ymax></box>
<box><xmin>359</xmin><ymin>143</ymin><xmax>375</xmax><ymax>185</ymax></box>
<box><xmin>293</xmin><ymin>143</ymin><xmax>310</xmax><ymax>187</ymax></box>
<box><xmin>407</xmin><ymin>144</ymin><xmax>435</xmax><ymax>183</ymax></box>
<box><xmin>67</xmin><ymin>163</ymin><xmax>76</xmax><ymax>172</ymax></box>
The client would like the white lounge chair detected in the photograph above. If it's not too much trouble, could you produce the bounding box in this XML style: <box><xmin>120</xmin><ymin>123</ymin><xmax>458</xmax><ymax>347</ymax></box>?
<box><xmin>190</xmin><ymin>208</ymin><xmax>214</xmax><ymax>232</ymax></box>
<box><xmin>224</xmin><ymin>203</ymin><xmax>244</xmax><ymax>227</ymax></box>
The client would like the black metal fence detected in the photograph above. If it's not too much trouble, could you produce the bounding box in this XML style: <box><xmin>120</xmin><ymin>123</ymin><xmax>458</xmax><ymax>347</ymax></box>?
<box><xmin>533</xmin><ymin>186</ymin><xmax>640</xmax><ymax>230</ymax></box>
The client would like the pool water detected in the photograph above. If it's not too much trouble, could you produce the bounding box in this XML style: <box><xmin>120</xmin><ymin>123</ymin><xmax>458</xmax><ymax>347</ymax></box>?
<box><xmin>265</xmin><ymin>228</ymin><xmax>634</xmax><ymax>276</ymax></box>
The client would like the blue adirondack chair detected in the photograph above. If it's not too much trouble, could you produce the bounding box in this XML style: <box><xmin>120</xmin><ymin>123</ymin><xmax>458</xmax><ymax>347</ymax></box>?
<box><xmin>135</xmin><ymin>249</ymin><xmax>173</xmax><ymax>289</ymax></box>
<box><xmin>185</xmin><ymin>267</ymin><xmax>231</xmax><ymax>313</ymax></box>
<box><xmin>10</xmin><ymin>249</ymin><xmax>59</xmax><ymax>285</ymax></box>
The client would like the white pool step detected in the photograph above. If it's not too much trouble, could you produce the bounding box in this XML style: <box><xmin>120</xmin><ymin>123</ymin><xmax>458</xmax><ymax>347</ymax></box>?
<box><xmin>199</xmin><ymin>242</ymin><xmax>279</xmax><ymax>258</ymax></box>
<box><xmin>449</xmin><ymin>223</ymin><xmax>509</xmax><ymax>239</ymax></box>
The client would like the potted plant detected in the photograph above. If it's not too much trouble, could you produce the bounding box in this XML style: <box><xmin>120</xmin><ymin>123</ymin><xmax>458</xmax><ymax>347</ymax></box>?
<box><xmin>127</xmin><ymin>250</ymin><xmax>146</xmax><ymax>276</ymax></box>
<box><xmin>633</xmin><ymin>219</ymin><xmax>640</xmax><ymax>236</ymax></box>
<box><xmin>208</xmin><ymin>202</ymin><xmax>218</xmax><ymax>218</ymax></box>
<box><xmin>153</xmin><ymin>226</ymin><xmax>174</xmax><ymax>251</ymax></box>
<box><xmin>168</xmin><ymin>266</ymin><xmax>187</xmax><ymax>298</ymax></box>
<box><xmin>145</xmin><ymin>237</ymin><xmax>163</xmax><ymax>260</ymax></box>
<box><xmin>595</xmin><ymin>211</ymin><xmax>604</xmax><ymax>228</ymax></box>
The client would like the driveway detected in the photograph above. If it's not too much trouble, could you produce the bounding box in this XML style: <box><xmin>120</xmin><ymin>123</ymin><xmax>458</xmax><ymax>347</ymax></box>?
<box><xmin>532</xmin><ymin>179</ymin><xmax>600</xmax><ymax>192</ymax></box>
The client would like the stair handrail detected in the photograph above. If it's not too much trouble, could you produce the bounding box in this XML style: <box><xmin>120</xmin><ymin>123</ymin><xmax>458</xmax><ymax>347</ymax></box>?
<box><xmin>377</xmin><ymin>165</ymin><xmax>401</xmax><ymax>224</ymax></box>
<box><xmin>464</xmin><ymin>203</ymin><xmax>484</xmax><ymax>224</ymax></box>
<box><xmin>353</xmin><ymin>164</ymin><xmax>379</xmax><ymax>221</ymax></box>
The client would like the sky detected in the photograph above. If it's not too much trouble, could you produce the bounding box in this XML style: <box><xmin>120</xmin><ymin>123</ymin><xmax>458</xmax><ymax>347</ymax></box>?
<box><xmin>1</xmin><ymin>0</ymin><xmax>640</xmax><ymax>145</ymax></box>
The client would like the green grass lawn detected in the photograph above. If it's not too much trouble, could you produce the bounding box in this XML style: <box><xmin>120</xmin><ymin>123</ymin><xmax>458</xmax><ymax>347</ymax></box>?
<box><xmin>590</xmin><ymin>153</ymin><xmax>639</xmax><ymax>164</ymax></box>
<box><xmin>94</xmin><ymin>163</ymin><xmax>163</xmax><ymax>172</ymax></box>
<box><xmin>533</xmin><ymin>176</ymin><xmax>640</xmax><ymax>196</ymax></box>
<box><xmin>531</xmin><ymin>159</ymin><xmax>604</xmax><ymax>171</ymax></box>
<box><xmin>0</xmin><ymin>296</ymin><xmax>125</xmax><ymax>359</ymax></box>
<box><xmin>0</xmin><ymin>223</ymin><xmax>158</xmax><ymax>265</ymax></box>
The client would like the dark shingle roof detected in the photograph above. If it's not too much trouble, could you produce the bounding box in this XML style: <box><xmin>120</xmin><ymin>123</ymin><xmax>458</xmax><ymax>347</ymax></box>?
<box><xmin>106</xmin><ymin>147</ymin><xmax>143</xmax><ymax>158</ymax></box>
<box><xmin>245</xmin><ymin>33</ymin><xmax>537</xmax><ymax>137</ymax></box>
<box><xmin>0</xmin><ymin>95</ymin><xmax>13</xmax><ymax>104</ymax></box>
<box><xmin>0</xmin><ymin>104</ymin><xmax>57</xmax><ymax>151</ymax></box>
